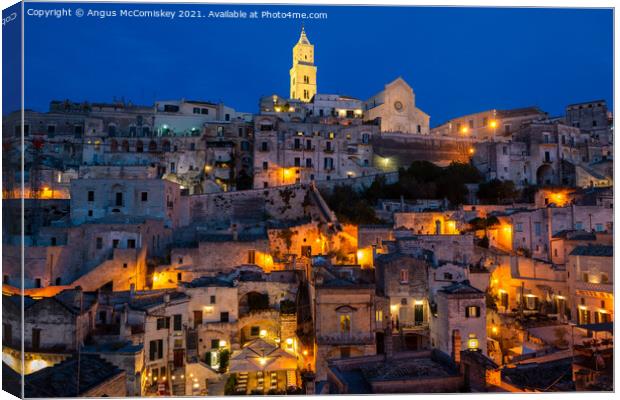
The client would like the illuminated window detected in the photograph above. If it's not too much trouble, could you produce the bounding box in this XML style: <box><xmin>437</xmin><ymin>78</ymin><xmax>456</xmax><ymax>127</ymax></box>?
<box><xmin>465</xmin><ymin>306</ymin><xmax>480</xmax><ymax>318</ymax></box>
<box><xmin>339</xmin><ymin>315</ymin><xmax>351</xmax><ymax>334</ymax></box>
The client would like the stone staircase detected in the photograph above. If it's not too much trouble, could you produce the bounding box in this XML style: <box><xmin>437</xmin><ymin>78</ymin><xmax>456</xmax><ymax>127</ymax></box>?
<box><xmin>171</xmin><ymin>366</ymin><xmax>186</xmax><ymax>396</ymax></box>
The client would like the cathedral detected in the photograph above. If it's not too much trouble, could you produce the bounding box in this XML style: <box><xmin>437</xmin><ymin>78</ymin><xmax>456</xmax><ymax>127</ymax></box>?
<box><xmin>286</xmin><ymin>26</ymin><xmax>429</xmax><ymax>134</ymax></box>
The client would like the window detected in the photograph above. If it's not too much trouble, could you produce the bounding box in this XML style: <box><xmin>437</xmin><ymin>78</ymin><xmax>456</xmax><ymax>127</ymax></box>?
<box><xmin>534</xmin><ymin>222</ymin><xmax>542</xmax><ymax>236</ymax></box>
<box><xmin>324</xmin><ymin>157</ymin><xmax>334</xmax><ymax>170</ymax></box>
<box><xmin>96</xmin><ymin>237</ymin><xmax>103</xmax><ymax>249</ymax></box>
<box><xmin>157</xmin><ymin>317</ymin><xmax>169</xmax><ymax>330</ymax></box>
<box><xmin>306</xmin><ymin>158</ymin><xmax>313</xmax><ymax>168</ymax></box>
<box><xmin>375</xmin><ymin>310</ymin><xmax>383</xmax><ymax>322</ymax></box>
<box><xmin>339</xmin><ymin>315</ymin><xmax>351</xmax><ymax>334</ymax></box>
<box><xmin>115</xmin><ymin>192</ymin><xmax>123</xmax><ymax>206</ymax></box>
<box><xmin>141</xmin><ymin>192</ymin><xmax>148</xmax><ymax>202</ymax></box>
<box><xmin>193</xmin><ymin>107</ymin><xmax>200</xmax><ymax>114</ymax></box>
<box><xmin>112</xmin><ymin>239</ymin><xmax>119</xmax><ymax>249</ymax></box>
<box><xmin>173</xmin><ymin>314</ymin><xmax>182</xmax><ymax>331</ymax></box>
<box><xmin>250</xmin><ymin>326</ymin><xmax>260</xmax><ymax>336</ymax></box>
<box><xmin>443</xmin><ymin>272</ymin><xmax>453</xmax><ymax>281</ymax></box>
<box><xmin>575</xmin><ymin>222</ymin><xmax>583</xmax><ymax>230</ymax></box>
<box><xmin>294</xmin><ymin>157</ymin><xmax>301</xmax><ymax>167</ymax></box>
<box><xmin>51</xmin><ymin>237</ymin><xmax>57</xmax><ymax>246</ymax></box>
<box><xmin>210</xmin><ymin>295</ymin><xmax>216</xmax><ymax>304</ymax></box>
<box><xmin>262</xmin><ymin>161</ymin><xmax>268</xmax><ymax>171</ymax></box>
<box><xmin>465</xmin><ymin>306</ymin><xmax>480</xmax><ymax>318</ymax></box>
<box><xmin>340</xmin><ymin>347</ymin><xmax>351</xmax><ymax>358</ymax></box>
<box><xmin>149</xmin><ymin>339</ymin><xmax>164</xmax><ymax>361</ymax></box>
<box><xmin>164</xmin><ymin>104</ymin><xmax>179</xmax><ymax>112</ymax></box>
<box><xmin>177</xmin><ymin>272</ymin><xmax>182</xmax><ymax>281</ymax></box>
<box><xmin>399</xmin><ymin>269</ymin><xmax>409</xmax><ymax>283</ymax></box>
<box><xmin>515</xmin><ymin>223</ymin><xmax>523</xmax><ymax>232</ymax></box>
<box><xmin>127</xmin><ymin>239</ymin><xmax>136</xmax><ymax>249</ymax></box>
<box><xmin>211</xmin><ymin>339</ymin><xmax>220</xmax><ymax>349</ymax></box>
<box><xmin>3</xmin><ymin>275</ymin><xmax>8</xmax><ymax>285</ymax></box>
<box><xmin>88</xmin><ymin>191</ymin><xmax>94</xmax><ymax>202</ymax></box>
<box><xmin>220</xmin><ymin>312</ymin><xmax>229</xmax><ymax>322</ymax></box>
<box><xmin>595</xmin><ymin>223</ymin><xmax>604</xmax><ymax>232</ymax></box>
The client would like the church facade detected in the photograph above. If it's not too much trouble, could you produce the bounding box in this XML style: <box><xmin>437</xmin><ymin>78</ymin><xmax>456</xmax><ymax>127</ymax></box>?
<box><xmin>364</xmin><ymin>77</ymin><xmax>431</xmax><ymax>135</ymax></box>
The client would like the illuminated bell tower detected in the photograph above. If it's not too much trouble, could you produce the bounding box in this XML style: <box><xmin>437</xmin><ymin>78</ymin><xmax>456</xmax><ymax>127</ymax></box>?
<box><xmin>289</xmin><ymin>25</ymin><xmax>317</xmax><ymax>102</ymax></box>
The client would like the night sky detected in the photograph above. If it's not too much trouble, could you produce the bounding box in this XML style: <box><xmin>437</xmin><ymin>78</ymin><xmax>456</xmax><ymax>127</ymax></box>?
<box><xmin>14</xmin><ymin>2</ymin><xmax>614</xmax><ymax>125</ymax></box>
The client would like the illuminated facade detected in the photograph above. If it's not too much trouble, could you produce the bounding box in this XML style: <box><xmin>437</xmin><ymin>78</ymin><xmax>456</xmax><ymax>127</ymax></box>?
<box><xmin>289</xmin><ymin>27</ymin><xmax>317</xmax><ymax>103</ymax></box>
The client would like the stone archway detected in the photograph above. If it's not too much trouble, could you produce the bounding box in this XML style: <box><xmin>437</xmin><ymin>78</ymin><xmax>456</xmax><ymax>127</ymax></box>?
<box><xmin>536</xmin><ymin>164</ymin><xmax>554</xmax><ymax>186</ymax></box>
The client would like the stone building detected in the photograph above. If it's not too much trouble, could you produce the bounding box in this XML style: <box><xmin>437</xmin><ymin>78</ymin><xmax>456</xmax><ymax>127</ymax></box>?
<box><xmin>374</xmin><ymin>253</ymin><xmax>430</xmax><ymax>350</ymax></box>
<box><xmin>252</xmin><ymin>115</ymin><xmax>378</xmax><ymax>188</ymax></box>
<box><xmin>364</xmin><ymin>77</ymin><xmax>430</xmax><ymax>135</ymax></box>
<box><xmin>430</xmin><ymin>280</ymin><xmax>487</xmax><ymax>358</ymax></box>
<box><xmin>431</xmin><ymin>106</ymin><xmax>547</xmax><ymax>140</ymax></box>
<box><xmin>2</xmin><ymin>289</ymin><xmax>97</xmax><ymax>375</ymax></box>
<box><xmin>564</xmin><ymin>100</ymin><xmax>613</xmax><ymax>145</ymax></box>
<box><xmin>567</xmin><ymin>245</ymin><xmax>613</xmax><ymax>325</ymax></box>
<box><xmin>311</xmin><ymin>263</ymin><xmax>377</xmax><ymax>382</ymax></box>
<box><xmin>204</xmin><ymin>119</ymin><xmax>254</xmax><ymax>191</ymax></box>
<box><xmin>69</xmin><ymin>177</ymin><xmax>189</xmax><ymax>228</ymax></box>
<box><xmin>472</xmin><ymin>122</ymin><xmax>592</xmax><ymax>187</ymax></box>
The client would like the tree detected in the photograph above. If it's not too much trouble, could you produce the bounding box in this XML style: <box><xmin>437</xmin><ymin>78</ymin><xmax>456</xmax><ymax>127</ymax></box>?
<box><xmin>478</xmin><ymin>179</ymin><xmax>518</xmax><ymax>204</ymax></box>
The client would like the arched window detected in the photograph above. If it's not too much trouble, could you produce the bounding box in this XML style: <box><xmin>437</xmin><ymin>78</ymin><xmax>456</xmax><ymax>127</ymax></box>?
<box><xmin>110</xmin><ymin>139</ymin><xmax>118</xmax><ymax>152</ymax></box>
<box><xmin>121</xmin><ymin>140</ymin><xmax>130</xmax><ymax>152</ymax></box>
<box><xmin>136</xmin><ymin>140</ymin><xmax>144</xmax><ymax>153</ymax></box>
<box><xmin>148</xmin><ymin>140</ymin><xmax>157</xmax><ymax>152</ymax></box>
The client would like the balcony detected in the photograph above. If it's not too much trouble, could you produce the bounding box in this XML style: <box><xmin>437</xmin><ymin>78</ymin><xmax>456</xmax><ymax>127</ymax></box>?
<box><xmin>316</xmin><ymin>332</ymin><xmax>374</xmax><ymax>345</ymax></box>
<box><xmin>575</xmin><ymin>280</ymin><xmax>613</xmax><ymax>295</ymax></box>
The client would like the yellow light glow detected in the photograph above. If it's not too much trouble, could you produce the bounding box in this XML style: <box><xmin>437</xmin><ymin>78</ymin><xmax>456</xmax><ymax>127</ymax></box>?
<box><xmin>286</xmin><ymin>338</ymin><xmax>294</xmax><ymax>345</ymax></box>
<box><xmin>302</xmin><ymin>350</ymin><xmax>308</xmax><ymax>356</ymax></box>
<box><xmin>489</xmin><ymin>120</ymin><xmax>498</xmax><ymax>129</ymax></box>
<box><xmin>274</xmin><ymin>106</ymin><xmax>282</xmax><ymax>112</ymax></box>
<box><xmin>390</xmin><ymin>304</ymin><xmax>398</xmax><ymax>312</ymax></box>
<box><xmin>259</xmin><ymin>329</ymin><xmax>267</xmax><ymax>338</ymax></box>
<box><xmin>491</xmin><ymin>326</ymin><xmax>498</xmax><ymax>334</ymax></box>
<box><xmin>288</xmin><ymin>107</ymin><xmax>295</xmax><ymax>112</ymax></box>
<box><xmin>461</xmin><ymin>127</ymin><xmax>469</xmax><ymax>134</ymax></box>
<box><xmin>468</xmin><ymin>147</ymin><xmax>475</xmax><ymax>155</ymax></box>
<box><xmin>204</xmin><ymin>306</ymin><xmax>214</xmax><ymax>313</ymax></box>
<box><xmin>219</xmin><ymin>340</ymin><xmax>227</xmax><ymax>347</ymax></box>
<box><xmin>356</xmin><ymin>250</ymin><xmax>364</xmax><ymax>261</ymax></box>
<box><xmin>259</xmin><ymin>357</ymin><xmax>267</xmax><ymax>365</ymax></box>
<box><xmin>414</xmin><ymin>300</ymin><xmax>424</xmax><ymax>305</ymax></box>
<box><xmin>468</xmin><ymin>338</ymin><xmax>479</xmax><ymax>350</ymax></box>
<box><xmin>193</xmin><ymin>383</ymin><xmax>200</xmax><ymax>389</ymax></box>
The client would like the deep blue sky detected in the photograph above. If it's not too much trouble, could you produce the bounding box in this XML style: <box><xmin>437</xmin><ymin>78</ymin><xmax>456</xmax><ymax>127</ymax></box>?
<box><xmin>16</xmin><ymin>2</ymin><xmax>613</xmax><ymax>125</ymax></box>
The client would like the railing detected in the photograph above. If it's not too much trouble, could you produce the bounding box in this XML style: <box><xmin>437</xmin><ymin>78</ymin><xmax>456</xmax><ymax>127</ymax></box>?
<box><xmin>316</xmin><ymin>333</ymin><xmax>374</xmax><ymax>345</ymax></box>
<box><xmin>575</xmin><ymin>280</ymin><xmax>613</xmax><ymax>294</ymax></box>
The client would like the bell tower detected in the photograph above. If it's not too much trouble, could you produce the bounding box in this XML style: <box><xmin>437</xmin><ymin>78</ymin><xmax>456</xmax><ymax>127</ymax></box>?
<box><xmin>289</xmin><ymin>25</ymin><xmax>317</xmax><ymax>102</ymax></box>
